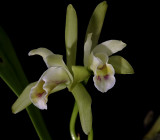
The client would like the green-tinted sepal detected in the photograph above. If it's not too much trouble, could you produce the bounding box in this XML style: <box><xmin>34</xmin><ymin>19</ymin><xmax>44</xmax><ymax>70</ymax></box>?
<box><xmin>12</xmin><ymin>82</ymin><xmax>37</xmax><ymax>114</ymax></box>
<box><xmin>71</xmin><ymin>83</ymin><xmax>92</xmax><ymax>135</ymax></box>
<box><xmin>65</xmin><ymin>4</ymin><xmax>78</xmax><ymax>70</ymax></box>
<box><xmin>29</xmin><ymin>48</ymin><xmax>73</xmax><ymax>83</ymax></box>
<box><xmin>108</xmin><ymin>55</ymin><xmax>134</xmax><ymax>74</ymax></box>
<box><xmin>85</xmin><ymin>1</ymin><xmax>108</xmax><ymax>50</ymax></box>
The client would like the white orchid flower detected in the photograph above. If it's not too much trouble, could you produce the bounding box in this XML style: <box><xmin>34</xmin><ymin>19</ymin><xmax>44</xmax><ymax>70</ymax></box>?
<box><xmin>28</xmin><ymin>48</ymin><xmax>73</xmax><ymax>110</ymax></box>
<box><xmin>84</xmin><ymin>33</ymin><xmax>133</xmax><ymax>93</ymax></box>
<box><xmin>12</xmin><ymin>48</ymin><xmax>73</xmax><ymax>113</ymax></box>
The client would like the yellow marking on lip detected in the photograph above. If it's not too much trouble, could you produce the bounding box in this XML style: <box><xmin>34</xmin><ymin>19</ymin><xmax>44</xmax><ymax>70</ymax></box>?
<box><xmin>96</xmin><ymin>64</ymin><xmax>109</xmax><ymax>76</ymax></box>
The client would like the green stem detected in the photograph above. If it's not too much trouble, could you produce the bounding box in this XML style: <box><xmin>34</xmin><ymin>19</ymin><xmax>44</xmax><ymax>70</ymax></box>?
<box><xmin>70</xmin><ymin>102</ymin><xmax>79</xmax><ymax>140</ymax></box>
<box><xmin>88</xmin><ymin>128</ymin><xmax>93</xmax><ymax>140</ymax></box>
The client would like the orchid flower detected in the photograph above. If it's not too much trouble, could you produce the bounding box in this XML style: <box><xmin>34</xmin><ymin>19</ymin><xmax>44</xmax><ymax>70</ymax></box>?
<box><xmin>84</xmin><ymin>33</ymin><xmax>134</xmax><ymax>93</ymax></box>
<box><xmin>28</xmin><ymin>48</ymin><xmax>73</xmax><ymax>109</ymax></box>
<box><xmin>12</xmin><ymin>48</ymin><xmax>73</xmax><ymax>113</ymax></box>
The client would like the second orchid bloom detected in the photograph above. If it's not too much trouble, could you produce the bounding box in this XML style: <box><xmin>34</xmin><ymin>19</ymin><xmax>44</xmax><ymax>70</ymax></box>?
<box><xmin>84</xmin><ymin>33</ymin><xmax>134</xmax><ymax>93</ymax></box>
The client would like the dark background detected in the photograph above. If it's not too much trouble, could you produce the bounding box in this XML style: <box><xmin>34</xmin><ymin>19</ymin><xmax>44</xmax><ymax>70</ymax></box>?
<box><xmin>1</xmin><ymin>0</ymin><xmax>159</xmax><ymax>140</ymax></box>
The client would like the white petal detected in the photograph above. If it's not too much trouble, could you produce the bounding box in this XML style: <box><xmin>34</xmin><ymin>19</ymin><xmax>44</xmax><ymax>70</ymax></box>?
<box><xmin>84</xmin><ymin>33</ymin><xmax>92</xmax><ymax>67</ymax></box>
<box><xmin>30</xmin><ymin>67</ymin><xmax>71</xmax><ymax>110</ymax></box>
<box><xmin>29</xmin><ymin>48</ymin><xmax>53</xmax><ymax>67</ymax></box>
<box><xmin>89</xmin><ymin>52</ymin><xmax>103</xmax><ymax>73</ymax></box>
<box><xmin>29</xmin><ymin>47</ymin><xmax>53</xmax><ymax>57</ymax></box>
<box><xmin>46</xmin><ymin>55</ymin><xmax>73</xmax><ymax>83</ymax></box>
<box><xmin>28</xmin><ymin>48</ymin><xmax>73</xmax><ymax>82</ymax></box>
<box><xmin>42</xmin><ymin>67</ymin><xmax>71</xmax><ymax>93</ymax></box>
<box><xmin>93</xmin><ymin>63</ymin><xmax>115</xmax><ymax>93</ymax></box>
<box><xmin>45</xmin><ymin>54</ymin><xmax>66</xmax><ymax>68</ymax></box>
<box><xmin>93</xmin><ymin>75</ymin><xmax>116</xmax><ymax>93</ymax></box>
<box><xmin>93</xmin><ymin>40</ymin><xmax>126</xmax><ymax>56</ymax></box>
<box><xmin>29</xmin><ymin>48</ymin><xmax>65</xmax><ymax>68</ymax></box>
<box><xmin>94</xmin><ymin>52</ymin><xmax>108</xmax><ymax>63</ymax></box>
<box><xmin>105</xmin><ymin>63</ymin><xmax>115</xmax><ymax>75</ymax></box>
<box><xmin>33</xmin><ymin>92</ymin><xmax>48</xmax><ymax>110</ymax></box>
<box><xmin>30</xmin><ymin>80</ymin><xmax>47</xmax><ymax>110</ymax></box>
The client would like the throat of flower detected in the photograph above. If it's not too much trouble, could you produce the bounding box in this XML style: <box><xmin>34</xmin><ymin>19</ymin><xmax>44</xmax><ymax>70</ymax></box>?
<box><xmin>34</xmin><ymin>91</ymin><xmax>48</xmax><ymax>110</ymax></box>
<box><xmin>96</xmin><ymin>64</ymin><xmax>109</xmax><ymax>76</ymax></box>
<box><xmin>36</xmin><ymin>91</ymin><xmax>48</xmax><ymax>102</ymax></box>
<box><xmin>37</xmin><ymin>91</ymin><xmax>48</xmax><ymax>99</ymax></box>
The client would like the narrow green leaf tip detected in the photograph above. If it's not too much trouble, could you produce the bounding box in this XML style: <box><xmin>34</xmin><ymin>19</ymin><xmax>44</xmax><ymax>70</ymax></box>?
<box><xmin>85</xmin><ymin>1</ymin><xmax>108</xmax><ymax>50</ymax></box>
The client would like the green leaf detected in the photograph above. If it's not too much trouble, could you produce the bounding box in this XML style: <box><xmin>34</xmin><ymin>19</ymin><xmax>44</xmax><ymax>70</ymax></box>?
<box><xmin>0</xmin><ymin>27</ymin><xmax>52</xmax><ymax>140</ymax></box>
<box><xmin>26</xmin><ymin>105</ymin><xmax>52</xmax><ymax>140</ymax></box>
<box><xmin>108</xmin><ymin>55</ymin><xmax>134</xmax><ymax>74</ymax></box>
<box><xmin>85</xmin><ymin>1</ymin><xmax>108</xmax><ymax>50</ymax></box>
<box><xmin>12</xmin><ymin>82</ymin><xmax>37</xmax><ymax>114</ymax></box>
<box><xmin>71</xmin><ymin>83</ymin><xmax>92</xmax><ymax>135</ymax></box>
<box><xmin>70</xmin><ymin>66</ymin><xmax>91</xmax><ymax>90</ymax></box>
<box><xmin>65</xmin><ymin>4</ymin><xmax>78</xmax><ymax>70</ymax></box>
<box><xmin>0</xmin><ymin>27</ymin><xmax>28</xmax><ymax>95</ymax></box>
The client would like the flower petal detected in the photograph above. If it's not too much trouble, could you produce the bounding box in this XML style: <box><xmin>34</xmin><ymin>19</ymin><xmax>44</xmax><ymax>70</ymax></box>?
<box><xmin>29</xmin><ymin>48</ymin><xmax>53</xmax><ymax>67</ymax></box>
<box><xmin>93</xmin><ymin>75</ymin><xmax>115</xmax><ymax>93</ymax></box>
<box><xmin>28</xmin><ymin>47</ymin><xmax>53</xmax><ymax>57</ymax></box>
<box><xmin>30</xmin><ymin>67</ymin><xmax>71</xmax><ymax>109</ymax></box>
<box><xmin>71</xmin><ymin>83</ymin><xmax>92</xmax><ymax>135</ymax></box>
<box><xmin>29</xmin><ymin>48</ymin><xmax>73</xmax><ymax>82</ymax></box>
<box><xmin>94</xmin><ymin>52</ymin><xmax>109</xmax><ymax>63</ymax></box>
<box><xmin>84</xmin><ymin>33</ymin><xmax>92</xmax><ymax>67</ymax></box>
<box><xmin>30</xmin><ymin>80</ymin><xmax>47</xmax><ymax>110</ymax></box>
<box><xmin>95</xmin><ymin>63</ymin><xmax>115</xmax><ymax>76</ymax></box>
<box><xmin>65</xmin><ymin>4</ymin><xmax>78</xmax><ymax>70</ymax></box>
<box><xmin>45</xmin><ymin>54</ymin><xmax>66</xmax><ymax>68</ymax></box>
<box><xmin>29</xmin><ymin>48</ymin><xmax>67</xmax><ymax>69</ymax></box>
<box><xmin>89</xmin><ymin>52</ymin><xmax>103</xmax><ymax>72</ymax></box>
<box><xmin>85</xmin><ymin>1</ymin><xmax>107</xmax><ymax>50</ymax></box>
<box><xmin>93</xmin><ymin>63</ymin><xmax>115</xmax><ymax>93</ymax></box>
<box><xmin>93</xmin><ymin>40</ymin><xmax>126</xmax><ymax>56</ymax></box>
<box><xmin>108</xmin><ymin>55</ymin><xmax>134</xmax><ymax>74</ymax></box>
<box><xmin>11</xmin><ymin>82</ymin><xmax>37</xmax><ymax>114</ymax></box>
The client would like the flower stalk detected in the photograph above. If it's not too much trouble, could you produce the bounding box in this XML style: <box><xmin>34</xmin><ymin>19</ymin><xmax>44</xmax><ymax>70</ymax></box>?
<box><xmin>70</xmin><ymin>102</ymin><xmax>79</xmax><ymax>140</ymax></box>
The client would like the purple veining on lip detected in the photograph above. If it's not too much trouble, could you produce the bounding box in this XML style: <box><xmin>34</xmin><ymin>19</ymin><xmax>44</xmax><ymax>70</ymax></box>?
<box><xmin>104</xmin><ymin>75</ymin><xmax>109</xmax><ymax>80</ymax></box>
<box><xmin>96</xmin><ymin>76</ymin><xmax>101</xmax><ymax>81</ymax></box>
